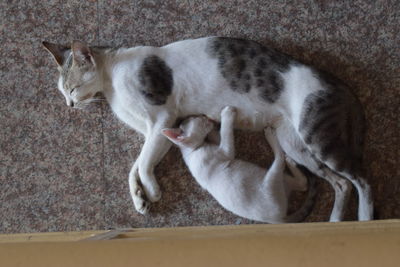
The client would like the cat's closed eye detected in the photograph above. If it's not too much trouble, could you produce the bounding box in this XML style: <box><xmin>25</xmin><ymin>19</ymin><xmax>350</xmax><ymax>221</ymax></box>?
<box><xmin>70</xmin><ymin>87</ymin><xmax>77</xmax><ymax>95</ymax></box>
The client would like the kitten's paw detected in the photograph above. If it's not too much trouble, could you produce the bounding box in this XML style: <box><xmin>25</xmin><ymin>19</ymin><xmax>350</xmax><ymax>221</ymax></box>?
<box><xmin>221</xmin><ymin>106</ymin><xmax>236</xmax><ymax>120</ymax></box>
<box><xmin>264</xmin><ymin>126</ymin><xmax>276</xmax><ymax>139</ymax></box>
<box><xmin>132</xmin><ymin>188</ymin><xmax>151</xmax><ymax>215</ymax></box>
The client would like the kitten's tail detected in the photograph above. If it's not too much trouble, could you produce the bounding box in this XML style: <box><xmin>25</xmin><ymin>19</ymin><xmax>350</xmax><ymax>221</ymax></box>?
<box><xmin>283</xmin><ymin>169</ymin><xmax>317</xmax><ymax>223</ymax></box>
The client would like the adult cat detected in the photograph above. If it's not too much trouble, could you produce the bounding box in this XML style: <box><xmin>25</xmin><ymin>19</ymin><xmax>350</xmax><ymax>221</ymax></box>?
<box><xmin>162</xmin><ymin>106</ymin><xmax>316</xmax><ymax>223</ymax></box>
<box><xmin>42</xmin><ymin>37</ymin><xmax>372</xmax><ymax>221</ymax></box>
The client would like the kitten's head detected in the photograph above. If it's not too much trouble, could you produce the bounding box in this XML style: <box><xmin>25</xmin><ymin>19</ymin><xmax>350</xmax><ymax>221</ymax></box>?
<box><xmin>161</xmin><ymin>116</ymin><xmax>215</xmax><ymax>149</ymax></box>
<box><xmin>42</xmin><ymin>41</ymin><xmax>102</xmax><ymax>108</ymax></box>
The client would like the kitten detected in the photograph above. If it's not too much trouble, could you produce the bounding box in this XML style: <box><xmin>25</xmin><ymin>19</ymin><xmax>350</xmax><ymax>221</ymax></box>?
<box><xmin>43</xmin><ymin>37</ymin><xmax>371</xmax><ymax>221</ymax></box>
<box><xmin>162</xmin><ymin>106</ymin><xmax>316</xmax><ymax>223</ymax></box>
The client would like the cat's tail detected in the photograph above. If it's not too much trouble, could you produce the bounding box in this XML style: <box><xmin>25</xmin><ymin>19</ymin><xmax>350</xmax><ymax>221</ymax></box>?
<box><xmin>283</xmin><ymin>169</ymin><xmax>317</xmax><ymax>223</ymax></box>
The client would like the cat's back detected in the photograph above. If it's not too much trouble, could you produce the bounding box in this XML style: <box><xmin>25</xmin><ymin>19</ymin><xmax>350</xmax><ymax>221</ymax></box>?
<box><xmin>161</xmin><ymin>37</ymin><xmax>218</xmax><ymax>87</ymax></box>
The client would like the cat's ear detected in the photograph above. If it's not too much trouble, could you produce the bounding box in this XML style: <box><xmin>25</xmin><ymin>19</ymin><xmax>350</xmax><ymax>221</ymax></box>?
<box><xmin>42</xmin><ymin>41</ymin><xmax>70</xmax><ymax>66</ymax></box>
<box><xmin>161</xmin><ymin>128</ymin><xmax>187</xmax><ymax>145</ymax></box>
<box><xmin>71</xmin><ymin>40</ymin><xmax>95</xmax><ymax>66</ymax></box>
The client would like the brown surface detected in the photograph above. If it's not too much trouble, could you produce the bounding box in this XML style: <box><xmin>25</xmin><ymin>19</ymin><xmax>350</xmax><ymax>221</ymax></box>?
<box><xmin>1</xmin><ymin>220</ymin><xmax>400</xmax><ymax>267</ymax></box>
<box><xmin>0</xmin><ymin>0</ymin><xmax>399</xmax><ymax>233</ymax></box>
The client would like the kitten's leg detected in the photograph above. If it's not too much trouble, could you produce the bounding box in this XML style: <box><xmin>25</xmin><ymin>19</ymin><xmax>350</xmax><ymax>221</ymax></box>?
<box><xmin>264</xmin><ymin>127</ymin><xmax>285</xmax><ymax>171</ymax></box>
<box><xmin>263</xmin><ymin>127</ymin><xmax>287</xmax><ymax>216</ymax></box>
<box><xmin>284</xmin><ymin>156</ymin><xmax>308</xmax><ymax>192</ymax></box>
<box><xmin>219</xmin><ymin>106</ymin><xmax>237</xmax><ymax>158</ymax></box>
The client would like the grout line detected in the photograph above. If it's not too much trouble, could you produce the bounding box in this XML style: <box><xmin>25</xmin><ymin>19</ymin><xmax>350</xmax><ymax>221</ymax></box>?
<box><xmin>95</xmin><ymin>0</ymin><xmax>108</xmax><ymax>229</ymax></box>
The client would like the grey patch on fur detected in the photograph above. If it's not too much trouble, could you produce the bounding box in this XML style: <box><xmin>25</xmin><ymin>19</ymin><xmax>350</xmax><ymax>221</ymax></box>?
<box><xmin>207</xmin><ymin>37</ymin><xmax>292</xmax><ymax>103</ymax></box>
<box><xmin>138</xmin><ymin>55</ymin><xmax>173</xmax><ymax>105</ymax></box>
<box><xmin>299</xmin><ymin>70</ymin><xmax>366</xmax><ymax>174</ymax></box>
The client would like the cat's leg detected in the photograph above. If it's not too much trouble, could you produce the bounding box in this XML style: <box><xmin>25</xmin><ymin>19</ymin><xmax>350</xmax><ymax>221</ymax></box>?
<box><xmin>335</xmin><ymin>171</ymin><xmax>372</xmax><ymax>221</ymax></box>
<box><xmin>218</xmin><ymin>106</ymin><xmax>237</xmax><ymax>158</ymax></box>
<box><xmin>130</xmin><ymin>111</ymin><xmax>175</xmax><ymax>212</ymax></box>
<box><xmin>128</xmin><ymin>160</ymin><xmax>150</xmax><ymax>214</ymax></box>
<box><xmin>296</xmin><ymin>88</ymin><xmax>372</xmax><ymax>221</ymax></box>
<box><xmin>137</xmin><ymin>129</ymin><xmax>173</xmax><ymax>203</ymax></box>
<box><xmin>309</xmin><ymin>162</ymin><xmax>352</xmax><ymax>222</ymax></box>
<box><xmin>276</xmin><ymin>121</ymin><xmax>351</xmax><ymax>222</ymax></box>
<box><xmin>129</xmin><ymin>133</ymin><xmax>172</xmax><ymax>213</ymax></box>
<box><xmin>285</xmin><ymin>146</ymin><xmax>351</xmax><ymax>222</ymax></box>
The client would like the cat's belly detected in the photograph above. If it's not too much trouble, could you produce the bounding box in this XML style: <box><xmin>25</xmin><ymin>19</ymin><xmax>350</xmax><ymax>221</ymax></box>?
<box><xmin>178</xmin><ymin>90</ymin><xmax>282</xmax><ymax>131</ymax></box>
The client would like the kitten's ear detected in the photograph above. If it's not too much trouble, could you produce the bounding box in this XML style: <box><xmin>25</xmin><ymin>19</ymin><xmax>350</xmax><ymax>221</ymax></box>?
<box><xmin>42</xmin><ymin>41</ymin><xmax>70</xmax><ymax>66</ymax></box>
<box><xmin>71</xmin><ymin>40</ymin><xmax>95</xmax><ymax>66</ymax></box>
<box><xmin>161</xmin><ymin>128</ymin><xmax>186</xmax><ymax>145</ymax></box>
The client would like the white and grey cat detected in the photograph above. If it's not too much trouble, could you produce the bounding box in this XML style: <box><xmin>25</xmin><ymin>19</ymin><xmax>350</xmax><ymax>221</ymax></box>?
<box><xmin>162</xmin><ymin>106</ymin><xmax>316</xmax><ymax>223</ymax></box>
<box><xmin>42</xmin><ymin>36</ymin><xmax>372</xmax><ymax>221</ymax></box>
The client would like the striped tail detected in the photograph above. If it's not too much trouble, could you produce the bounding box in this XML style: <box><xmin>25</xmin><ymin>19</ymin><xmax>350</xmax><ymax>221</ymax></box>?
<box><xmin>284</xmin><ymin>169</ymin><xmax>317</xmax><ymax>223</ymax></box>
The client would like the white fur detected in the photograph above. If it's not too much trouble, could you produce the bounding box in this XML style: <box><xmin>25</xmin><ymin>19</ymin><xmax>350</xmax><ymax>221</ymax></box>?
<box><xmin>279</xmin><ymin>65</ymin><xmax>323</xmax><ymax>128</ymax></box>
<box><xmin>57</xmin><ymin>76</ymin><xmax>72</xmax><ymax>107</ymax></box>
<box><xmin>162</xmin><ymin>107</ymin><xmax>308</xmax><ymax>223</ymax></box>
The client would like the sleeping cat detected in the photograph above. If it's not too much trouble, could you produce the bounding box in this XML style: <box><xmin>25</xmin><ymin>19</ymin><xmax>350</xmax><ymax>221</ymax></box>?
<box><xmin>162</xmin><ymin>106</ymin><xmax>316</xmax><ymax>223</ymax></box>
<box><xmin>42</xmin><ymin>36</ymin><xmax>372</xmax><ymax>221</ymax></box>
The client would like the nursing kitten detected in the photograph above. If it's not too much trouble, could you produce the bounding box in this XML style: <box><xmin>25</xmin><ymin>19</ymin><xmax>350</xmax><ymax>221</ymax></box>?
<box><xmin>162</xmin><ymin>106</ymin><xmax>316</xmax><ymax>223</ymax></box>
<box><xmin>43</xmin><ymin>37</ymin><xmax>371</xmax><ymax>221</ymax></box>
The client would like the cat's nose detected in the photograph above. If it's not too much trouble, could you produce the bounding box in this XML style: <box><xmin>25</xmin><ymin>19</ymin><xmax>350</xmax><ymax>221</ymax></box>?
<box><xmin>68</xmin><ymin>102</ymin><xmax>74</xmax><ymax>107</ymax></box>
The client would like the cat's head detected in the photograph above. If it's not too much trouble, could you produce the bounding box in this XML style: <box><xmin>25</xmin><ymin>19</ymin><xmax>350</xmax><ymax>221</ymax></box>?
<box><xmin>161</xmin><ymin>116</ymin><xmax>215</xmax><ymax>149</ymax></box>
<box><xmin>42</xmin><ymin>41</ymin><xmax>102</xmax><ymax>108</ymax></box>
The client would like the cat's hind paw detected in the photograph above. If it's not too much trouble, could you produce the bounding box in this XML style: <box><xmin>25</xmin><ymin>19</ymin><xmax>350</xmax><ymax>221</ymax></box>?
<box><xmin>135</xmin><ymin>200</ymin><xmax>151</xmax><ymax>215</ymax></box>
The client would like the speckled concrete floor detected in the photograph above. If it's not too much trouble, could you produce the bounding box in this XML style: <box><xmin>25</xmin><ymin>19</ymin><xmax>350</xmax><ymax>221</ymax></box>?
<box><xmin>1</xmin><ymin>0</ymin><xmax>399</xmax><ymax>234</ymax></box>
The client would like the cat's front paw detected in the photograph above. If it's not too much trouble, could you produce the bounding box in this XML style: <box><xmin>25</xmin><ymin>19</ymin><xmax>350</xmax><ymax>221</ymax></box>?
<box><xmin>221</xmin><ymin>106</ymin><xmax>236</xmax><ymax>120</ymax></box>
<box><xmin>132</xmin><ymin>188</ymin><xmax>151</xmax><ymax>215</ymax></box>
